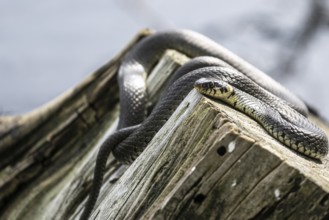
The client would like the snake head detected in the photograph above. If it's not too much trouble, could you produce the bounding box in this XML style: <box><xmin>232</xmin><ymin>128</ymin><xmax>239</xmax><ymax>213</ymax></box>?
<box><xmin>194</xmin><ymin>78</ymin><xmax>233</xmax><ymax>98</ymax></box>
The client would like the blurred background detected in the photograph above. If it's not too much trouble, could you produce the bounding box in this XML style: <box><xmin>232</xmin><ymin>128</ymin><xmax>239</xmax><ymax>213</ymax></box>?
<box><xmin>0</xmin><ymin>0</ymin><xmax>328</xmax><ymax>119</ymax></box>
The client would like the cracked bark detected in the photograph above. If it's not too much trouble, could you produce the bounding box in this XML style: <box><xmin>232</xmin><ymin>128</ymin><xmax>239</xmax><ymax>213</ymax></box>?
<box><xmin>0</xmin><ymin>31</ymin><xmax>329</xmax><ymax>220</ymax></box>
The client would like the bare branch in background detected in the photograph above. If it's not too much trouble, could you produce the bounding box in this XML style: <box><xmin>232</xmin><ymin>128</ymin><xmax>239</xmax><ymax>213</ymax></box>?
<box><xmin>276</xmin><ymin>0</ymin><xmax>329</xmax><ymax>77</ymax></box>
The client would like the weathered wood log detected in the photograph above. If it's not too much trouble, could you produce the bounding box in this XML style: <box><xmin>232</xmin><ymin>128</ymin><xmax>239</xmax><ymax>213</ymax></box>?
<box><xmin>1</xmin><ymin>30</ymin><xmax>329</xmax><ymax>220</ymax></box>
<box><xmin>0</xmin><ymin>29</ymin><xmax>153</xmax><ymax>220</ymax></box>
<box><xmin>86</xmin><ymin>51</ymin><xmax>329</xmax><ymax>219</ymax></box>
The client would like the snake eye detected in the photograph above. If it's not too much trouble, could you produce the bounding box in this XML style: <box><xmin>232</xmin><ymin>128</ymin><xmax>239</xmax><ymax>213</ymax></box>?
<box><xmin>202</xmin><ymin>83</ymin><xmax>208</xmax><ymax>89</ymax></box>
<box><xmin>209</xmin><ymin>81</ymin><xmax>215</xmax><ymax>88</ymax></box>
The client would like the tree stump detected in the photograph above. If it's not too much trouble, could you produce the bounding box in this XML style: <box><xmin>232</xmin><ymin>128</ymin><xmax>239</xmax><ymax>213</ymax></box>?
<box><xmin>0</xmin><ymin>30</ymin><xmax>329</xmax><ymax>220</ymax></box>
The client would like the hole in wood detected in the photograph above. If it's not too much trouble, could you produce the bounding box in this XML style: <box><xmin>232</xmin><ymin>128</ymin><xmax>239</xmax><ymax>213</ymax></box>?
<box><xmin>319</xmin><ymin>194</ymin><xmax>329</xmax><ymax>206</ymax></box>
<box><xmin>308</xmin><ymin>203</ymin><xmax>315</xmax><ymax>211</ymax></box>
<box><xmin>288</xmin><ymin>177</ymin><xmax>294</xmax><ymax>184</ymax></box>
<box><xmin>194</xmin><ymin>194</ymin><xmax>206</xmax><ymax>204</ymax></box>
<box><xmin>217</xmin><ymin>146</ymin><xmax>227</xmax><ymax>156</ymax></box>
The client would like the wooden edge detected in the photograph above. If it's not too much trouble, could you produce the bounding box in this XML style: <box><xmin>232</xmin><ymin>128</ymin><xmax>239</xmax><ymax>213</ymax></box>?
<box><xmin>0</xmin><ymin>28</ymin><xmax>153</xmax><ymax>154</ymax></box>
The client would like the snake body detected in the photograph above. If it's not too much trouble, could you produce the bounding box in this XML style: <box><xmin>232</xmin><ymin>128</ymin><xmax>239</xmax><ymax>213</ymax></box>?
<box><xmin>194</xmin><ymin>78</ymin><xmax>328</xmax><ymax>157</ymax></box>
<box><xmin>80</xmin><ymin>30</ymin><xmax>328</xmax><ymax>220</ymax></box>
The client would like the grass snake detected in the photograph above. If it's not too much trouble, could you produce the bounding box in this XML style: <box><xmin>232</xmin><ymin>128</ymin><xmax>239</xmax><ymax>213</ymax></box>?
<box><xmin>80</xmin><ymin>29</ymin><xmax>328</xmax><ymax>220</ymax></box>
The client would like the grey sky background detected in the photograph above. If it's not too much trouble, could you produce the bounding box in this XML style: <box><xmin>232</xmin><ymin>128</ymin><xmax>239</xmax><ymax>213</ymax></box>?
<box><xmin>0</xmin><ymin>0</ymin><xmax>328</xmax><ymax>119</ymax></box>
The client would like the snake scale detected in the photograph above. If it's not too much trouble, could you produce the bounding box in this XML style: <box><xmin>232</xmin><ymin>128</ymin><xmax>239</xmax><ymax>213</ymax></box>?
<box><xmin>80</xmin><ymin>30</ymin><xmax>328</xmax><ymax>220</ymax></box>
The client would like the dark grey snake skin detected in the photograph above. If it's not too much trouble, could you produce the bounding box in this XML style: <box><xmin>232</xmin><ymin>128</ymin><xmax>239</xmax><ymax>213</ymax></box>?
<box><xmin>80</xmin><ymin>30</ymin><xmax>328</xmax><ymax>220</ymax></box>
